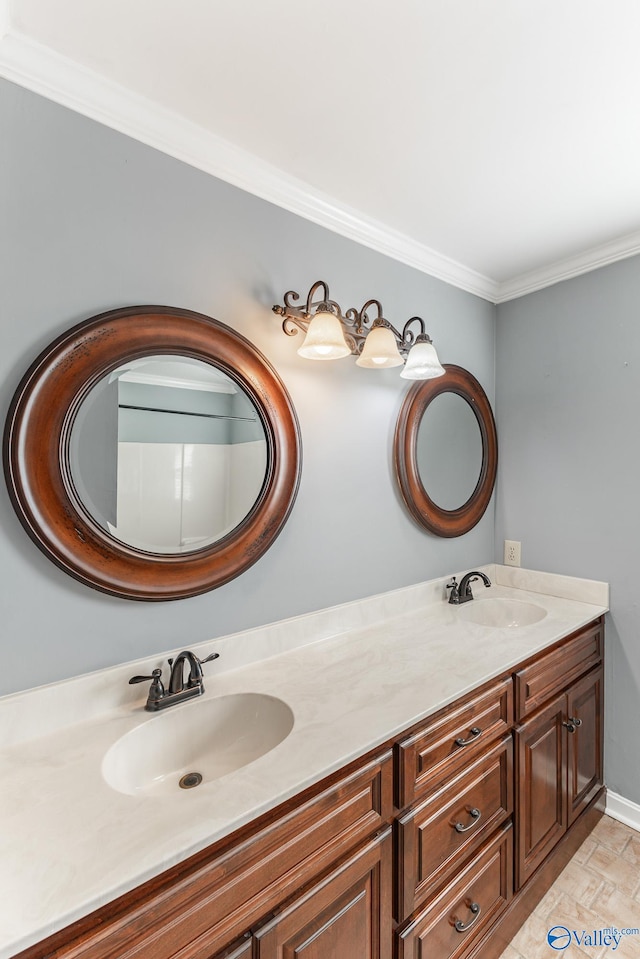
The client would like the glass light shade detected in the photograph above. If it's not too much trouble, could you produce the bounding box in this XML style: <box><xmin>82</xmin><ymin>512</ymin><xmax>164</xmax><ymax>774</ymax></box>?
<box><xmin>355</xmin><ymin>325</ymin><xmax>404</xmax><ymax>368</ymax></box>
<box><xmin>297</xmin><ymin>311</ymin><xmax>351</xmax><ymax>360</ymax></box>
<box><xmin>400</xmin><ymin>339</ymin><xmax>446</xmax><ymax>380</ymax></box>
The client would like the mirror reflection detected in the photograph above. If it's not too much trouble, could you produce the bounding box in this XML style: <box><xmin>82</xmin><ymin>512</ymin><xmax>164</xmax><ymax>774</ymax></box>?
<box><xmin>69</xmin><ymin>356</ymin><xmax>268</xmax><ymax>553</ymax></box>
<box><xmin>416</xmin><ymin>393</ymin><xmax>483</xmax><ymax>510</ymax></box>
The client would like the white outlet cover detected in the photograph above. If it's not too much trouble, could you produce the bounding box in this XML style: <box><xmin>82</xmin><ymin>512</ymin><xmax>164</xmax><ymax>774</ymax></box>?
<box><xmin>504</xmin><ymin>540</ymin><xmax>521</xmax><ymax>567</ymax></box>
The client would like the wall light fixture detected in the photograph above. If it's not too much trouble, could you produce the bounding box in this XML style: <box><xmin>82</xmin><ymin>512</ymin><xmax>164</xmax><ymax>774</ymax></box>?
<box><xmin>272</xmin><ymin>280</ymin><xmax>445</xmax><ymax>380</ymax></box>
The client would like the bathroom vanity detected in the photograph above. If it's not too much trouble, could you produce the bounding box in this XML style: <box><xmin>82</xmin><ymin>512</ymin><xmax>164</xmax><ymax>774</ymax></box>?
<box><xmin>0</xmin><ymin>568</ymin><xmax>607</xmax><ymax>959</ymax></box>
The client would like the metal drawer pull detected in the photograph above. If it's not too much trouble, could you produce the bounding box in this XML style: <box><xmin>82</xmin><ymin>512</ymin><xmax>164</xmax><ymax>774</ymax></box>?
<box><xmin>455</xmin><ymin>727</ymin><xmax>482</xmax><ymax>747</ymax></box>
<box><xmin>454</xmin><ymin>902</ymin><xmax>481</xmax><ymax>933</ymax></box>
<box><xmin>563</xmin><ymin>716</ymin><xmax>582</xmax><ymax>733</ymax></box>
<box><xmin>454</xmin><ymin>807</ymin><xmax>482</xmax><ymax>833</ymax></box>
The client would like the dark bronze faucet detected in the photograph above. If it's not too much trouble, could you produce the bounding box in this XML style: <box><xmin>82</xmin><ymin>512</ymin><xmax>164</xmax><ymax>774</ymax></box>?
<box><xmin>129</xmin><ymin>650</ymin><xmax>220</xmax><ymax>711</ymax></box>
<box><xmin>446</xmin><ymin>571</ymin><xmax>492</xmax><ymax>605</ymax></box>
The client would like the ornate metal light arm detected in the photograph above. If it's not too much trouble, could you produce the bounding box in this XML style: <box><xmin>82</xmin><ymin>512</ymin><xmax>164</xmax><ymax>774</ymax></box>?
<box><xmin>274</xmin><ymin>281</ymin><xmax>364</xmax><ymax>355</ymax></box>
<box><xmin>346</xmin><ymin>307</ymin><xmax>430</xmax><ymax>360</ymax></box>
<box><xmin>272</xmin><ymin>280</ymin><xmax>442</xmax><ymax>374</ymax></box>
<box><xmin>398</xmin><ymin>316</ymin><xmax>433</xmax><ymax>357</ymax></box>
<box><xmin>273</xmin><ymin>280</ymin><xmax>345</xmax><ymax>338</ymax></box>
<box><xmin>344</xmin><ymin>299</ymin><xmax>388</xmax><ymax>355</ymax></box>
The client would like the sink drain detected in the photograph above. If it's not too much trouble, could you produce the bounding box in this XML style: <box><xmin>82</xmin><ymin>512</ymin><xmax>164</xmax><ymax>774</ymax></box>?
<box><xmin>179</xmin><ymin>772</ymin><xmax>203</xmax><ymax>789</ymax></box>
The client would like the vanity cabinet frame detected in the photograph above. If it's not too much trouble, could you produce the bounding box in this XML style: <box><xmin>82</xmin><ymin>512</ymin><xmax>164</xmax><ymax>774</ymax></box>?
<box><xmin>15</xmin><ymin>617</ymin><xmax>605</xmax><ymax>959</ymax></box>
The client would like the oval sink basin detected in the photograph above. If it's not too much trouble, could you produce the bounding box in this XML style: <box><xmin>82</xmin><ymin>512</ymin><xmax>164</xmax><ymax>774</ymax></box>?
<box><xmin>458</xmin><ymin>598</ymin><xmax>547</xmax><ymax>628</ymax></box>
<box><xmin>102</xmin><ymin>693</ymin><xmax>294</xmax><ymax>797</ymax></box>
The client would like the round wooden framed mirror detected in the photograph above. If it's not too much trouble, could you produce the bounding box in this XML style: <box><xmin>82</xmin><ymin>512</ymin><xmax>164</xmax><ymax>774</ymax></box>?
<box><xmin>393</xmin><ymin>364</ymin><xmax>497</xmax><ymax>537</ymax></box>
<box><xmin>3</xmin><ymin>306</ymin><xmax>302</xmax><ymax>600</ymax></box>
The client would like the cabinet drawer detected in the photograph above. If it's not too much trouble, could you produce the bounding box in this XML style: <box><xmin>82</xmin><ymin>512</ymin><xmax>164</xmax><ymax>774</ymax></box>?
<box><xmin>20</xmin><ymin>751</ymin><xmax>393</xmax><ymax>959</ymax></box>
<box><xmin>396</xmin><ymin>675</ymin><xmax>513</xmax><ymax>807</ymax></box>
<box><xmin>396</xmin><ymin>823</ymin><xmax>513</xmax><ymax>959</ymax></box>
<box><xmin>396</xmin><ymin>735</ymin><xmax>513</xmax><ymax>921</ymax></box>
<box><xmin>515</xmin><ymin>619</ymin><xmax>603</xmax><ymax>721</ymax></box>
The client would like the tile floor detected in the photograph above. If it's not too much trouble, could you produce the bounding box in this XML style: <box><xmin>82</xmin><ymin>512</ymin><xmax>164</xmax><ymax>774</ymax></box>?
<box><xmin>499</xmin><ymin>816</ymin><xmax>640</xmax><ymax>958</ymax></box>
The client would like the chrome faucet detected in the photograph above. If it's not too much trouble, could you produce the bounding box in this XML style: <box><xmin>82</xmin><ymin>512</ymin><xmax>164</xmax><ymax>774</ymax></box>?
<box><xmin>446</xmin><ymin>571</ymin><xmax>492</xmax><ymax>605</ymax></box>
<box><xmin>129</xmin><ymin>650</ymin><xmax>220</xmax><ymax>711</ymax></box>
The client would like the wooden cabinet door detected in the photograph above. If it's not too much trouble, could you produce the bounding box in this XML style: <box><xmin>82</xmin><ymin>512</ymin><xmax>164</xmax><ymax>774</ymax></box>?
<box><xmin>567</xmin><ymin>667</ymin><xmax>604</xmax><ymax>826</ymax></box>
<box><xmin>210</xmin><ymin>937</ymin><xmax>252</xmax><ymax>959</ymax></box>
<box><xmin>516</xmin><ymin>695</ymin><xmax>567</xmax><ymax>889</ymax></box>
<box><xmin>253</xmin><ymin>829</ymin><xmax>392</xmax><ymax>959</ymax></box>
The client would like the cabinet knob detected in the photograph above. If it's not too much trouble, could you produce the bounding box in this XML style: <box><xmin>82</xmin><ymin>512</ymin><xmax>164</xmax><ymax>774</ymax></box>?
<box><xmin>454</xmin><ymin>901</ymin><xmax>481</xmax><ymax>933</ymax></box>
<box><xmin>562</xmin><ymin>720</ymin><xmax>576</xmax><ymax>733</ymax></box>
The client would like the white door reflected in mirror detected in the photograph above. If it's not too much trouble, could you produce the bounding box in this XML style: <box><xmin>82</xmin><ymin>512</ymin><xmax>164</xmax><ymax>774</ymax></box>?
<box><xmin>69</xmin><ymin>356</ymin><xmax>268</xmax><ymax>554</ymax></box>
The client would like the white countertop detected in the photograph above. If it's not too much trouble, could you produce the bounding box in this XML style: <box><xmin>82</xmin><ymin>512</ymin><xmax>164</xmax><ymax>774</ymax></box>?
<box><xmin>0</xmin><ymin>566</ymin><xmax>608</xmax><ymax>957</ymax></box>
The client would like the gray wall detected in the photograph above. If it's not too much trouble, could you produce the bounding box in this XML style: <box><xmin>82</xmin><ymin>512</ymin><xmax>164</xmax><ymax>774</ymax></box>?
<box><xmin>1</xmin><ymin>79</ymin><xmax>496</xmax><ymax>696</ymax></box>
<box><xmin>496</xmin><ymin>255</ymin><xmax>640</xmax><ymax>805</ymax></box>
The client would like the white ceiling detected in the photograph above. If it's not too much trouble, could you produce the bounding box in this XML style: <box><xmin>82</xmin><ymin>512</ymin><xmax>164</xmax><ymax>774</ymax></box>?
<box><xmin>2</xmin><ymin>0</ymin><xmax>640</xmax><ymax>301</ymax></box>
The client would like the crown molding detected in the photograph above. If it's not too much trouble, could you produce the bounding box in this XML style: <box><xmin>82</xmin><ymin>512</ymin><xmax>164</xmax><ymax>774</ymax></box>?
<box><xmin>495</xmin><ymin>230</ymin><xmax>640</xmax><ymax>303</ymax></box>
<box><xmin>0</xmin><ymin>28</ymin><xmax>498</xmax><ymax>303</ymax></box>
<box><xmin>2</xmin><ymin>26</ymin><xmax>639</xmax><ymax>307</ymax></box>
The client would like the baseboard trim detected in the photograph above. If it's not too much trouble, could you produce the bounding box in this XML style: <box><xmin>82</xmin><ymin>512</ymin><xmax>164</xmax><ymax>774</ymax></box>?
<box><xmin>605</xmin><ymin>789</ymin><xmax>640</xmax><ymax>833</ymax></box>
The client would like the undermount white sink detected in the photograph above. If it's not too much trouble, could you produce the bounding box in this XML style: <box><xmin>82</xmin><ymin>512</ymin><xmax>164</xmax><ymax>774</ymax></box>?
<box><xmin>457</xmin><ymin>598</ymin><xmax>547</xmax><ymax>628</ymax></box>
<box><xmin>102</xmin><ymin>693</ymin><xmax>294</xmax><ymax>797</ymax></box>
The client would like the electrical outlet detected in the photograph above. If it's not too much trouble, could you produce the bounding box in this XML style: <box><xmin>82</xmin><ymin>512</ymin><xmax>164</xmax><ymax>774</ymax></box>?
<box><xmin>504</xmin><ymin>540</ymin><xmax>521</xmax><ymax>567</ymax></box>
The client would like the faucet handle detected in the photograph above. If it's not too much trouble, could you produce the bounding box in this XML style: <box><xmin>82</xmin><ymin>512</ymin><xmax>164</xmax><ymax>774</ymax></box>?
<box><xmin>129</xmin><ymin>668</ymin><xmax>163</xmax><ymax>684</ymax></box>
<box><xmin>129</xmin><ymin>668</ymin><xmax>165</xmax><ymax>703</ymax></box>
<box><xmin>188</xmin><ymin>652</ymin><xmax>220</xmax><ymax>685</ymax></box>
<box><xmin>199</xmin><ymin>653</ymin><xmax>220</xmax><ymax>665</ymax></box>
<box><xmin>446</xmin><ymin>577</ymin><xmax>460</xmax><ymax>604</ymax></box>
<box><xmin>168</xmin><ymin>652</ymin><xmax>220</xmax><ymax>669</ymax></box>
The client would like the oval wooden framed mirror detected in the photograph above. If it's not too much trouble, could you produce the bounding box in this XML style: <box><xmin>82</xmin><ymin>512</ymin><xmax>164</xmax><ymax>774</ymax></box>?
<box><xmin>394</xmin><ymin>364</ymin><xmax>497</xmax><ymax>537</ymax></box>
<box><xmin>3</xmin><ymin>306</ymin><xmax>302</xmax><ymax>600</ymax></box>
